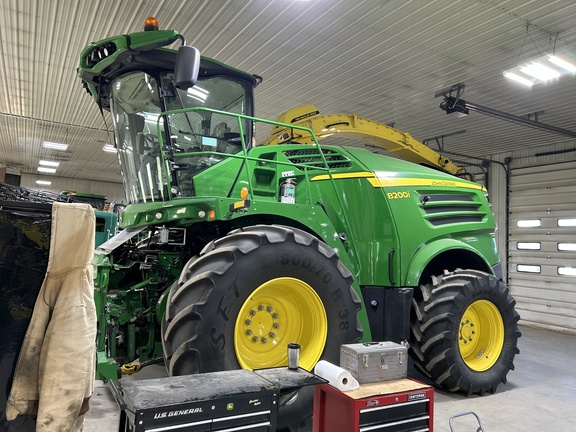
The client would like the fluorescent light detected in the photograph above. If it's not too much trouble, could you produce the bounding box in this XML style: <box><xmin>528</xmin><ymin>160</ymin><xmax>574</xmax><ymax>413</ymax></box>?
<box><xmin>37</xmin><ymin>167</ymin><xmax>56</xmax><ymax>173</ymax></box>
<box><xmin>103</xmin><ymin>143</ymin><xmax>117</xmax><ymax>153</ymax></box>
<box><xmin>504</xmin><ymin>52</ymin><xmax>576</xmax><ymax>87</ymax></box>
<box><xmin>520</xmin><ymin>63</ymin><xmax>560</xmax><ymax>81</ymax></box>
<box><xmin>548</xmin><ymin>55</ymin><xmax>576</xmax><ymax>73</ymax></box>
<box><xmin>39</xmin><ymin>159</ymin><xmax>60</xmax><ymax>167</ymax></box>
<box><xmin>503</xmin><ymin>72</ymin><xmax>534</xmax><ymax>87</ymax></box>
<box><xmin>36</xmin><ymin>180</ymin><xmax>52</xmax><ymax>185</ymax></box>
<box><xmin>42</xmin><ymin>141</ymin><xmax>68</xmax><ymax>151</ymax></box>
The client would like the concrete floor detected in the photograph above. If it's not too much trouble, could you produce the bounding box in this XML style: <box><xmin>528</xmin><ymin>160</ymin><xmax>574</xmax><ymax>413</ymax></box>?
<box><xmin>84</xmin><ymin>325</ymin><xmax>576</xmax><ymax>431</ymax></box>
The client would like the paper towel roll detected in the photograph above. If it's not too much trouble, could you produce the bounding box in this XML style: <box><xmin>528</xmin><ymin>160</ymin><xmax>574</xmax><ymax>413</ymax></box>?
<box><xmin>314</xmin><ymin>360</ymin><xmax>359</xmax><ymax>391</ymax></box>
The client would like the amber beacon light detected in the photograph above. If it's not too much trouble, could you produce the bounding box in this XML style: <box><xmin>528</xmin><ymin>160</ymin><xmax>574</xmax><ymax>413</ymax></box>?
<box><xmin>144</xmin><ymin>17</ymin><xmax>159</xmax><ymax>31</ymax></box>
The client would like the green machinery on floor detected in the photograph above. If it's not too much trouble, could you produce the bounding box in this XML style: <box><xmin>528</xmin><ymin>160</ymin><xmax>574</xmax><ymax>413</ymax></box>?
<box><xmin>78</xmin><ymin>18</ymin><xmax>520</xmax><ymax>431</ymax></box>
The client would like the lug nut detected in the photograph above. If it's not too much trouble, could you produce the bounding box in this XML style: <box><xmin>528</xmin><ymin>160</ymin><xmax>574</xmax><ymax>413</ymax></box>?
<box><xmin>273</xmin><ymin>323</ymin><xmax>280</xmax><ymax>329</ymax></box>
<box><xmin>269</xmin><ymin>332</ymin><xmax>276</xmax><ymax>338</ymax></box>
<box><xmin>252</xmin><ymin>336</ymin><xmax>259</xmax><ymax>342</ymax></box>
<box><xmin>246</xmin><ymin>330</ymin><xmax>253</xmax><ymax>335</ymax></box>
<box><xmin>261</xmin><ymin>337</ymin><xmax>267</xmax><ymax>343</ymax></box>
<box><xmin>245</xmin><ymin>319</ymin><xmax>252</xmax><ymax>325</ymax></box>
<box><xmin>267</xmin><ymin>306</ymin><xmax>273</xmax><ymax>312</ymax></box>
<box><xmin>250</xmin><ymin>310</ymin><xmax>256</xmax><ymax>316</ymax></box>
<box><xmin>258</xmin><ymin>305</ymin><xmax>265</xmax><ymax>311</ymax></box>
<box><xmin>272</xmin><ymin>313</ymin><xmax>279</xmax><ymax>319</ymax></box>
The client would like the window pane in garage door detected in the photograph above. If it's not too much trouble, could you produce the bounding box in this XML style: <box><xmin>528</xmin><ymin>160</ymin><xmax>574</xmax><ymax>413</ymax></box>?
<box><xmin>508</xmin><ymin>160</ymin><xmax>576</xmax><ymax>331</ymax></box>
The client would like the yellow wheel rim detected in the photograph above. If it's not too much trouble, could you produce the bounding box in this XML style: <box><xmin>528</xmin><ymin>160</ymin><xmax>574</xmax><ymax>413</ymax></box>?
<box><xmin>234</xmin><ymin>277</ymin><xmax>327</xmax><ymax>370</ymax></box>
<box><xmin>459</xmin><ymin>300</ymin><xmax>504</xmax><ymax>371</ymax></box>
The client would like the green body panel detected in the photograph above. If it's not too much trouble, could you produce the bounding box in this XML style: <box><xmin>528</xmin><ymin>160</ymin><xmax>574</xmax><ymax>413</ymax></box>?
<box><xmin>341</xmin><ymin>147</ymin><xmax>499</xmax><ymax>285</ymax></box>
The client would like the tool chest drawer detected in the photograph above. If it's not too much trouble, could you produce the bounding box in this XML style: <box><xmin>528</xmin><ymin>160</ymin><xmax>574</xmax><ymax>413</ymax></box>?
<box><xmin>313</xmin><ymin>379</ymin><xmax>433</xmax><ymax>432</ymax></box>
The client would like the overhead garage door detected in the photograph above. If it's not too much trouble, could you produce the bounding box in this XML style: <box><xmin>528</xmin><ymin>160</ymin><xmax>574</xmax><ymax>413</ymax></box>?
<box><xmin>508</xmin><ymin>160</ymin><xmax>576</xmax><ymax>331</ymax></box>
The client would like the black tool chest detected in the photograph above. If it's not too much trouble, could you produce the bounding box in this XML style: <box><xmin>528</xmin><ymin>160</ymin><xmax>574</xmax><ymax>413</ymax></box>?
<box><xmin>118</xmin><ymin>369</ymin><xmax>278</xmax><ymax>432</ymax></box>
<box><xmin>115</xmin><ymin>367</ymin><xmax>326</xmax><ymax>432</ymax></box>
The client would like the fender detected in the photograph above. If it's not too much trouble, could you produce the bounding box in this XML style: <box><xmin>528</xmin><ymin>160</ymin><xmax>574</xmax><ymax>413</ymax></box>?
<box><xmin>404</xmin><ymin>238</ymin><xmax>493</xmax><ymax>286</ymax></box>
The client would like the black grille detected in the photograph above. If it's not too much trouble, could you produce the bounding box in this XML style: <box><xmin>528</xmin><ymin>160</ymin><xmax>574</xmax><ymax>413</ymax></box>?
<box><xmin>421</xmin><ymin>194</ymin><xmax>474</xmax><ymax>202</ymax></box>
<box><xmin>427</xmin><ymin>215</ymin><xmax>484</xmax><ymax>225</ymax></box>
<box><xmin>423</xmin><ymin>204</ymin><xmax>479</xmax><ymax>214</ymax></box>
<box><xmin>420</xmin><ymin>192</ymin><xmax>486</xmax><ymax>226</ymax></box>
<box><xmin>282</xmin><ymin>148</ymin><xmax>351</xmax><ymax>169</ymax></box>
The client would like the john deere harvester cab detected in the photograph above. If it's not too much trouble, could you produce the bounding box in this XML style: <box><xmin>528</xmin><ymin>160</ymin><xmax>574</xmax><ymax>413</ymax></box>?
<box><xmin>80</xmin><ymin>20</ymin><xmax>259</xmax><ymax>206</ymax></box>
<box><xmin>79</xmin><ymin>18</ymin><xmax>520</xmax><ymax>432</ymax></box>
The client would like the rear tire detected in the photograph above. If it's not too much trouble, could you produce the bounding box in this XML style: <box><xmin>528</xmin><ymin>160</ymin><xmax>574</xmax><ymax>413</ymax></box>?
<box><xmin>161</xmin><ymin>224</ymin><xmax>362</xmax><ymax>431</ymax></box>
<box><xmin>410</xmin><ymin>269</ymin><xmax>520</xmax><ymax>395</ymax></box>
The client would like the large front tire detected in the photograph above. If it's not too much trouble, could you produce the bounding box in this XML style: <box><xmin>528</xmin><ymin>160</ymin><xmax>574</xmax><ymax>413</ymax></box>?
<box><xmin>410</xmin><ymin>269</ymin><xmax>520</xmax><ymax>395</ymax></box>
<box><xmin>161</xmin><ymin>225</ymin><xmax>362</xmax><ymax>431</ymax></box>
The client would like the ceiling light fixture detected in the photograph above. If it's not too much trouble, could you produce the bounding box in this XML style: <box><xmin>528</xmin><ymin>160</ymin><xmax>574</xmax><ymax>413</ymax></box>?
<box><xmin>39</xmin><ymin>159</ymin><xmax>60</xmax><ymax>167</ymax></box>
<box><xmin>37</xmin><ymin>167</ymin><xmax>57</xmax><ymax>173</ymax></box>
<box><xmin>36</xmin><ymin>180</ymin><xmax>52</xmax><ymax>185</ymax></box>
<box><xmin>42</xmin><ymin>141</ymin><xmax>68</xmax><ymax>151</ymax></box>
<box><xmin>503</xmin><ymin>53</ymin><xmax>576</xmax><ymax>87</ymax></box>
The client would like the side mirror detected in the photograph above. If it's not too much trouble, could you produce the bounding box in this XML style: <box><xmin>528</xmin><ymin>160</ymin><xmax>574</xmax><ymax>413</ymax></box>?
<box><xmin>174</xmin><ymin>45</ymin><xmax>200</xmax><ymax>89</ymax></box>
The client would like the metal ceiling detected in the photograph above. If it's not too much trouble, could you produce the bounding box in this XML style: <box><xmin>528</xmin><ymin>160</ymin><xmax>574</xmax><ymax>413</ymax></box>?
<box><xmin>1</xmin><ymin>0</ymin><xmax>575</xmax><ymax>184</ymax></box>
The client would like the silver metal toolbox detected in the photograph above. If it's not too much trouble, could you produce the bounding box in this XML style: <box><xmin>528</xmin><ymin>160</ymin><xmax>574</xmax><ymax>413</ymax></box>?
<box><xmin>340</xmin><ymin>341</ymin><xmax>408</xmax><ymax>384</ymax></box>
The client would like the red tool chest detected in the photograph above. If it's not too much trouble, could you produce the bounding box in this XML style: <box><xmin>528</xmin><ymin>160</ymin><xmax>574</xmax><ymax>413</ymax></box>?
<box><xmin>313</xmin><ymin>378</ymin><xmax>434</xmax><ymax>432</ymax></box>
